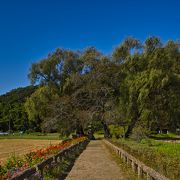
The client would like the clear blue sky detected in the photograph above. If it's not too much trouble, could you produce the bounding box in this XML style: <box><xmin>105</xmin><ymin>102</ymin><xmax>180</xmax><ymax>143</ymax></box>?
<box><xmin>0</xmin><ymin>0</ymin><xmax>179</xmax><ymax>95</ymax></box>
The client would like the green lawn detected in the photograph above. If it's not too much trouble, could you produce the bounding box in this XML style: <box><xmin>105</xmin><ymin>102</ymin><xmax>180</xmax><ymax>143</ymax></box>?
<box><xmin>151</xmin><ymin>133</ymin><xmax>180</xmax><ymax>140</ymax></box>
<box><xmin>94</xmin><ymin>132</ymin><xmax>104</xmax><ymax>139</ymax></box>
<box><xmin>151</xmin><ymin>140</ymin><xmax>180</xmax><ymax>157</ymax></box>
<box><xmin>111</xmin><ymin>138</ymin><xmax>180</xmax><ymax>179</ymax></box>
<box><xmin>0</xmin><ymin>133</ymin><xmax>60</xmax><ymax>140</ymax></box>
<box><xmin>116</xmin><ymin>138</ymin><xmax>180</xmax><ymax>158</ymax></box>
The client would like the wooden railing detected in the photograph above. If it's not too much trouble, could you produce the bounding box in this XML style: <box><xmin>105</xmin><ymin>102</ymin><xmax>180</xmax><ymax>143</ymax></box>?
<box><xmin>103</xmin><ymin>139</ymin><xmax>169</xmax><ymax>180</ymax></box>
<box><xmin>11</xmin><ymin>139</ymin><xmax>89</xmax><ymax>180</ymax></box>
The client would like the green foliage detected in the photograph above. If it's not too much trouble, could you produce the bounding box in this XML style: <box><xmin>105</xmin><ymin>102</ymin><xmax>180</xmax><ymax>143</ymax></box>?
<box><xmin>24</xmin><ymin>86</ymin><xmax>59</xmax><ymax>132</ymax></box>
<box><xmin>131</xmin><ymin>126</ymin><xmax>150</xmax><ymax>142</ymax></box>
<box><xmin>1</xmin><ymin>36</ymin><xmax>179</xmax><ymax>137</ymax></box>
<box><xmin>115</xmin><ymin>37</ymin><xmax>180</xmax><ymax>137</ymax></box>
<box><xmin>0</xmin><ymin>86</ymin><xmax>36</xmax><ymax>132</ymax></box>
<box><xmin>109</xmin><ymin>125</ymin><xmax>125</xmax><ymax>138</ymax></box>
<box><xmin>28</xmin><ymin>48</ymin><xmax>81</xmax><ymax>89</ymax></box>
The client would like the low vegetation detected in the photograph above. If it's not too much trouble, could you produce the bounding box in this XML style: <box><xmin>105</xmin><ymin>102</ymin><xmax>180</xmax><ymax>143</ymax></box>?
<box><xmin>151</xmin><ymin>133</ymin><xmax>180</xmax><ymax>140</ymax></box>
<box><xmin>0</xmin><ymin>133</ymin><xmax>60</xmax><ymax>140</ymax></box>
<box><xmin>111</xmin><ymin>138</ymin><xmax>180</xmax><ymax>179</ymax></box>
<box><xmin>0</xmin><ymin>137</ymin><xmax>87</xmax><ymax>179</ymax></box>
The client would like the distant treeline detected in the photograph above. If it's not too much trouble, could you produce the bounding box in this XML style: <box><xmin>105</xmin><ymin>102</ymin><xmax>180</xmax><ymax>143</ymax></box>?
<box><xmin>0</xmin><ymin>37</ymin><xmax>179</xmax><ymax>138</ymax></box>
<box><xmin>0</xmin><ymin>86</ymin><xmax>37</xmax><ymax>131</ymax></box>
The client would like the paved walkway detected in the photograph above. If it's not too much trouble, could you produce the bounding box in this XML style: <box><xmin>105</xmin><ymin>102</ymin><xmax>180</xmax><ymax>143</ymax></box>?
<box><xmin>66</xmin><ymin>140</ymin><xmax>124</xmax><ymax>180</ymax></box>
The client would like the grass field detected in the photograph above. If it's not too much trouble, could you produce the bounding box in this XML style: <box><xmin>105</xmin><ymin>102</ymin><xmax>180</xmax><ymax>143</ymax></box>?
<box><xmin>112</xmin><ymin>138</ymin><xmax>180</xmax><ymax>179</ymax></box>
<box><xmin>0</xmin><ymin>133</ymin><xmax>60</xmax><ymax>140</ymax></box>
<box><xmin>151</xmin><ymin>133</ymin><xmax>180</xmax><ymax>140</ymax></box>
<box><xmin>115</xmin><ymin>138</ymin><xmax>180</xmax><ymax>157</ymax></box>
<box><xmin>0</xmin><ymin>139</ymin><xmax>60</xmax><ymax>163</ymax></box>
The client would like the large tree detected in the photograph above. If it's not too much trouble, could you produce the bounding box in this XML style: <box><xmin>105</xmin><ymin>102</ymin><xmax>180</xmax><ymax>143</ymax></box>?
<box><xmin>23</xmin><ymin>37</ymin><xmax>180</xmax><ymax>138</ymax></box>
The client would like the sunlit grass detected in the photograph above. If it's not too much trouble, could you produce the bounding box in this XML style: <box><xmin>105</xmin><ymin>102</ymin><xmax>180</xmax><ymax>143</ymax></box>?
<box><xmin>151</xmin><ymin>133</ymin><xmax>180</xmax><ymax>140</ymax></box>
<box><xmin>118</xmin><ymin>138</ymin><xmax>180</xmax><ymax>158</ymax></box>
<box><xmin>112</xmin><ymin>138</ymin><xmax>180</xmax><ymax>179</ymax></box>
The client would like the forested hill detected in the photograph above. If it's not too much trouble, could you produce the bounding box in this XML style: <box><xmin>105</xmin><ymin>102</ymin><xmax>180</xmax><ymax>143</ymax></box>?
<box><xmin>0</xmin><ymin>86</ymin><xmax>37</xmax><ymax>103</ymax></box>
<box><xmin>0</xmin><ymin>86</ymin><xmax>37</xmax><ymax>131</ymax></box>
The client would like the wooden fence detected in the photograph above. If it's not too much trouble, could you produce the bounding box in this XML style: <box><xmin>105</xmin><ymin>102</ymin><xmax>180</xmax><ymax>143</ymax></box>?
<box><xmin>11</xmin><ymin>139</ymin><xmax>89</xmax><ymax>180</ymax></box>
<box><xmin>103</xmin><ymin>139</ymin><xmax>169</xmax><ymax>180</ymax></box>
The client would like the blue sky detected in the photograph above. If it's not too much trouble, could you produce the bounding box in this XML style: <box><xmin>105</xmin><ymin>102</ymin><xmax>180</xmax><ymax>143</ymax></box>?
<box><xmin>0</xmin><ymin>0</ymin><xmax>179</xmax><ymax>95</ymax></box>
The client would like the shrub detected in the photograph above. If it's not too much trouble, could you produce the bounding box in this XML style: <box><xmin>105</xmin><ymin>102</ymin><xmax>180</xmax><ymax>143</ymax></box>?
<box><xmin>131</xmin><ymin>126</ymin><xmax>150</xmax><ymax>142</ymax></box>
<box><xmin>109</xmin><ymin>125</ymin><xmax>124</xmax><ymax>138</ymax></box>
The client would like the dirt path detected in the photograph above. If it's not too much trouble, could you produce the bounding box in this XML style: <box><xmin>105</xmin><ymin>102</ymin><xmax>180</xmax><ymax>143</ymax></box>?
<box><xmin>66</xmin><ymin>140</ymin><xmax>124</xmax><ymax>180</ymax></box>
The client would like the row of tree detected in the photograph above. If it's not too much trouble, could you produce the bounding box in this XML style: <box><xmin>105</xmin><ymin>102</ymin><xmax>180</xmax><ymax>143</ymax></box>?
<box><xmin>0</xmin><ymin>37</ymin><xmax>179</xmax><ymax>138</ymax></box>
<box><xmin>24</xmin><ymin>37</ymin><xmax>180</xmax><ymax>137</ymax></box>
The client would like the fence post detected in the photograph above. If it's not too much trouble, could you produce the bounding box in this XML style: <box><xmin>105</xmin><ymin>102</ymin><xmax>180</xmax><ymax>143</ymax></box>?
<box><xmin>138</xmin><ymin>165</ymin><xmax>143</xmax><ymax>178</ymax></box>
<box><xmin>147</xmin><ymin>173</ymin><xmax>152</xmax><ymax>180</ymax></box>
<box><xmin>131</xmin><ymin>161</ymin><xmax>136</xmax><ymax>172</ymax></box>
<box><xmin>36</xmin><ymin>166</ymin><xmax>43</xmax><ymax>179</ymax></box>
<box><xmin>103</xmin><ymin>140</ymin><xmax>169</xmax><ymax>180</ymax></box>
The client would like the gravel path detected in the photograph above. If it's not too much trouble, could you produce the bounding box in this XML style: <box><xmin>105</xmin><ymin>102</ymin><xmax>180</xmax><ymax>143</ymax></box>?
<box><xmin>66</xmin><ymin>140</ymin><xmax>124</xmax><ymax>180</ymax></box>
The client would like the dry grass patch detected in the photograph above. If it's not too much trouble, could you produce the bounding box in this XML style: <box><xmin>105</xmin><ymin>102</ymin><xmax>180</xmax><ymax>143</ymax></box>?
<box><xmin>0</xmin><ymin>139</ymin><xmax>60</xmax><ymax>163</ymax></box>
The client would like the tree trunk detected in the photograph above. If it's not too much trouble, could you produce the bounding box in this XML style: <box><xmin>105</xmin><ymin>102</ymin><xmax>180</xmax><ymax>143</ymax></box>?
<box><xmin>125</xmin><ymin>96</ymin><xmax>140</xmax><ymax>138</ymax></box>
<box><xmin>76</xmin><ymin>125</ymin><xmax>85</xmax><ymax>137</ymax></box>
<box><xmin>125</xmin><ymin>123</ymin><xmax>135</xmax><ymax>138</ymax></box>
<box><xmin>87</xmin><ymin>129</ymin><xmax>95</xmax><ymax>140</ymax></box>
<box><xmin>125</xmin><ymin>115</ymin><xmax>139</xmax><ymax>138</ymax></box>
<box><xmin>102</xmin><ymin>122</ymin><xmax>111</xmax><ymax>138</ymax></box>
<box><xmin>123</xmin><ymin>126</ymin><xmax>126</xmax><ymax>138</ymax></box>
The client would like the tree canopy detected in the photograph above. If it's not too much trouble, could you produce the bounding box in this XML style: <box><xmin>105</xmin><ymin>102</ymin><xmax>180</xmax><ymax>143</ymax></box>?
<box><xmin>0</xmin><ymin>37</ymin><xmax>179</xmax><ymax>138</ymax></box>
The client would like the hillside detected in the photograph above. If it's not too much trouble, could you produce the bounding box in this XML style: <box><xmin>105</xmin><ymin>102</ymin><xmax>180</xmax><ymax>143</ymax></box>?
<box><xmin>0</xmin><ymin>86</ymin><xmax>37</xmax><ymax>131</ymax></box>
